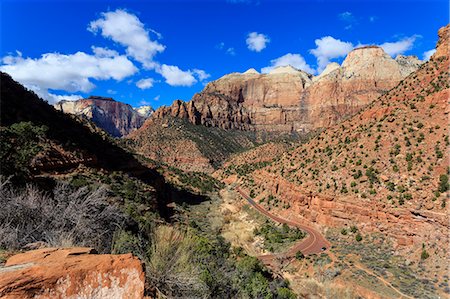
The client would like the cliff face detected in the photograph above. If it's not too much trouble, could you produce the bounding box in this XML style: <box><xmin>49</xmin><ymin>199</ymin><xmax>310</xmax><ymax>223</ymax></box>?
<box><xmin>152</xmin><ymin>47</ymin><xmax>422</xmax><ymax>134</ymax></box>
<box><xmin>55</xmin><ymin>96</ymin><xmax>149</xmax><ymax>137</ymax></box>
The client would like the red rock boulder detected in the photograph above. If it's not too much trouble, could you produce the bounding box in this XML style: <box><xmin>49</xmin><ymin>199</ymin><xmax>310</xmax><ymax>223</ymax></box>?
<box><xmin>0</xmin><ymin>247</ymin><xmax>145</xmax><ymax>299</ymax></box>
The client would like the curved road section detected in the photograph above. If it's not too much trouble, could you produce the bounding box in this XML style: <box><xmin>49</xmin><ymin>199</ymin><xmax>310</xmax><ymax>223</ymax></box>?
<box><xmin>236</xmin><ymin>187</ymin><xmax>330</xmax><ymax>264</ymax></box>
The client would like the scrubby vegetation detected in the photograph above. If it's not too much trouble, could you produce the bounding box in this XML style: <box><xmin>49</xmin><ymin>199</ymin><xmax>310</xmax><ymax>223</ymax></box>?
<box><xmin>254</xmin><ymin>222</ymin><xmax>306</xmax><ymax>252</ymax></box>
<box><xmin>0</xmin><ymin>122</ymin><xmax>48</xmax><ymax>181</ymax></box>
<box><xmin>0</xmin><ymin>178</ymin><xmax>125</xmax><ymax>252</ymax></box>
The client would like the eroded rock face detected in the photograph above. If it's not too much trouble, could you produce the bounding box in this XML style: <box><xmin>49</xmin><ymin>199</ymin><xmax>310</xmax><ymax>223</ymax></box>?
<box><xmin>55</xmin><ymin>96</ymin><xmax>150</xmax><ymax>137</ymax></box>
<box><xmin>151</xmin><ymin>47</ymin><xmax>422</xmax><ymax>134</ymax></box>
<box><xmin>0</xmin><ymin>247</ymin><xmax>145</xmax><ymax>299</ymax></box>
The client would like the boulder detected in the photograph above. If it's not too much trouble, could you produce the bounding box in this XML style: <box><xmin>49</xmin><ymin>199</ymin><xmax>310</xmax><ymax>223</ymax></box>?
<box><xmin>0</xmin><ymin>247</ymin><xmax>145</xmax><ymax>299</ymax></box>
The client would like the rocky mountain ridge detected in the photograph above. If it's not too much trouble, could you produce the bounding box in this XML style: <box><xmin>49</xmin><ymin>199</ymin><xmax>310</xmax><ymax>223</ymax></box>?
<box><xmin>151</xmin><ymin>46</ymin><xmax>422</xmax><ymax>134</ymax></box>
<box><xmin>218</xmin><ymin>24</ymin><xmax>449</xmax><ymax>263</ymax></box>
<box><xmin>55</xmin><ymin>96</ymin><xmax>152</xmax><ymax>137</ymax></box>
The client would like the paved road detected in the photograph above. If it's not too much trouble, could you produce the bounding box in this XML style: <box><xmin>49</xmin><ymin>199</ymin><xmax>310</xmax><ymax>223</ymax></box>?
<box><xmin>235</xmin><ymin>187</ymin><xmax>330</xmax><ymax>266</ymax></box>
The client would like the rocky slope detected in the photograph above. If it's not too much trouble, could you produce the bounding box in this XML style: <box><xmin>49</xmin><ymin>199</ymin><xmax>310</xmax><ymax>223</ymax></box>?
<box><xmin>152</xmin><ymin>48</ymin><xmax>422</xmax><ymax>134</ymax></box>
<box><xmin>127</xmin><ymin>117</ymin><xmax>263</xmax><ymax>173</ymax></box>
<box><xmin>54</xmin><ymin>96</ymin><xmax>151</xmax><ymax>137</ymax></box>
<box><xmin>220</xmin><ymin>24</ymin><xmax>449</xmax><ymax>260</ymax></box>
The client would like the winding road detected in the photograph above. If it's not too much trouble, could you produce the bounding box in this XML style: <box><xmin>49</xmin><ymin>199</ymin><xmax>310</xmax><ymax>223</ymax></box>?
<box><xmin>235</xmin><ymin>187</ymin><xmax>330</xmax><ymax>267</ymax></box>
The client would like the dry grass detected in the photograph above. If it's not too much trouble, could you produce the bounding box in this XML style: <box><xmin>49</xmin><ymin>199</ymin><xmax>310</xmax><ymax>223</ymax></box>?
<box><xmin>146</xmin><ymin>225</ymin><xmax>208</xmax><ymax>298</ymax></box>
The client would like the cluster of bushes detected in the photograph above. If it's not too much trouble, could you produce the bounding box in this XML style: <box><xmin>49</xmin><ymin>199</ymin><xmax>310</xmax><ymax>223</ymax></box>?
<box><xmin>114</xmin><ymin>224</ymin><xmax>296</xmax><ymax>298</ymax></box>
<box><xmin>254</xmin><ymin>222</ymin><xmax>306</xmax><ymax>252</ymax></box>
<box><xmin>169</xmin><ymin>167</ymin><xmax>225</xmax><ymax>194</ymax></box>
<box><xmin>0</xmin><ymin>178</ymin><xmax>125</xmax><ymax>252</ymax></box>
<box><xmin>224</xmin><ymin>160</ymin><xmax>271</xmax><ymax>177</ymax></box>
<box><xmin>0</xmin><ymin>122</ymin><xmax>48</xmax><ymax>181</ymax></box>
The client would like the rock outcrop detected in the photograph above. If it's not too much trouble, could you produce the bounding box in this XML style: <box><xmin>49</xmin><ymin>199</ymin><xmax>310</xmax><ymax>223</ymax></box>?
<box><xmin>151</xmin><ymin>46</ymin><xmax>422</xmax><ymax>134</ymax></box>
<box><xmin>0</xmin><ymin>247</ymin><xmax>145</xmax><ymax>299</ymax></box>
<box><xmin>55</xmin><ymin>96</ymin><xmax>150</xmax><ymax>137</ymax></box>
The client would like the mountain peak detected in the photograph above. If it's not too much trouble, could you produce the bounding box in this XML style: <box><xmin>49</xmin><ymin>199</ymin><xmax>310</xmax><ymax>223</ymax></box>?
<box><xmin>243</xmin><ymin>68</ymin><xmax>259</xmax><ymax>75</ymax></box>
<box><xmin>268</xmin><ymin>65</ymin><xmax>302</xmax><ymax>75</ymax></box>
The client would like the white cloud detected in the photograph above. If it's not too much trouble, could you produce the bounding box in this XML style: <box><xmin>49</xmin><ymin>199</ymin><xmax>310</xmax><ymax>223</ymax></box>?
<box><xmin>338</xmin><ymin>11</ymin><xmax>356</xmax><ymax>30</ymax></box>
<box><xmin>1</xmin><ymin>49</ymin><xmax>138</xmax><ymax>103</ymax></box>
<box><xmin>379</xmin><ymin>35</ymin><xmax>417</xmax><ymax>57</ymax></box>
<box><xmin>156</xmin><ymin>64</ymin><xmax>210</xmax><ymax>87</ymax></box>
<box><xmin>246</xmin><ymin>32</ymin><xmax>270</xmax><ymax>52</ymax></box>
<box><xmin>51</xmin><ymin>93</ymin><xmax>83</xmax><ymax>102</ymax></box>
<box><xmin>157</xmin><ymin>64</ymin><xmax>197</xmax><ymax>86</ymax></box>
<box><xmin>193</xmin><ymin>69</ymin><xmax>210</xmax><ymax>81</ymax></box>
<box><xmin>216</xmin><ymin>42</ymin><xmax>225</xmax><ymax>50</ymax></box>
<box><xmin>216</xmin><ymin>42</ymin><xmax>236</xmax><ymax>56</ymax></box>
<box><xmin>338</xmin><ymin>11</ymin><xmax>355</xmax><ymax>22</ymax></box>
<box><xmin>226</xmin><ymin>47</ymin><xmax>236</xmax><ymax>56</ymax></box>
<box><xmin>154</xmin><ymin>95</ymin><xmax>160</xmax><ymax>101</ymax></box>
<box><xmin>107</xmin><ymin>89</ymin><xmax>117</xmax><ymax>95</ymax></box>
<box><xmin>136</xmin><ymin>78</ymin><xmax>155</xmax><ymax>89</ymax></box>
<box><xmin>309</xmin><ymin>36</ymin><xmax>354</xmax><ymax>72</ymax></box>
<box><xmin>261</xmin><ymin>53</ymin><xmax>315</xmax><ymax>74</ymax></box>
<box><xmin>91</xmin><ymin>46</ymin><xmax>118</xmax><ymax>57</ymax></box>
<box><xmin>88</xmin><ymin>9</ymin><xmax>165</xmax><ymax>69</ymax></box>
<box><xmin>423</xmin><ymin>49</ymin><xmax>436</xmax><ymax>61</ymax></box>
<box><xmin>139</xmin><ymin>99</ymin><xmax>151</xmax><ymax>106</ymax></box>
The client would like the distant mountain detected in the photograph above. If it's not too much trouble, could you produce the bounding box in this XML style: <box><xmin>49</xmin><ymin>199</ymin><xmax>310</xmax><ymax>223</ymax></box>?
<box><xmin>152</xmin><ymin>47</ymin><xmax>422</xmax><ymax>134</ymax></box>
<box><xmin>54</xmin><ymin>96</ymin><xmax>151</xmax><ymax>137</ymax></box>
<box><xmin>134</xmin><ymin>105</ymin><xmax>154</xmax><ymax>118</ymax></box>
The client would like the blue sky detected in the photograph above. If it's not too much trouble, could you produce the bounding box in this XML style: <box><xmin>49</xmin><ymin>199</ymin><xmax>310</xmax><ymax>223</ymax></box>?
<box><xmin>1</xmin><ymin>0</ymin><xmax>448</xmax><ymax>108</ymax></box>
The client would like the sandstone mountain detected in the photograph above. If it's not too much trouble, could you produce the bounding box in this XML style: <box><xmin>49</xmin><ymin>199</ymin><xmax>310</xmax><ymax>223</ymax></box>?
<box><xmin>218</xmin><ymin>24</ymin><xmax>449</xmax><ymax>275</ymax></box>
<box><xmin>152</xmin><ymin>47</ymin><xmax>422</xmax><ymax>134</ymax></box>
<box><xmin>54</xmin><ymin>96</ymin><xmax>151</xmax><ymax>137</ymax></box>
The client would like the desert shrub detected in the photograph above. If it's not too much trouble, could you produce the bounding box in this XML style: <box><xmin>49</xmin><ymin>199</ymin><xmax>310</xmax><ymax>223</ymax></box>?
<box><xmin>438</xmin><ymin>174</ymin><xmax>449</xmax><ymax>193</ymax></box>
<box><xmin>0</xmin><ymin>178</ymin><xmax>125</xmax><ymax>252</ymax></box>
<box><xmin>295</xmin><ymin>251</ymin><xmax>305</xmax><ymax>260</ymax></box>
<box><xmin>146</xmin><ymin>225</ymin><xmax>208</xmax><ymax>298</ymax></box>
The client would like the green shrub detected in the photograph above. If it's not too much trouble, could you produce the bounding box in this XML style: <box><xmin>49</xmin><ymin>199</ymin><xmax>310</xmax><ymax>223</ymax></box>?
<box><xmin>438</xmin><ymin>174</ymin><xmax>449</xmax><ymax>193</ymax></box>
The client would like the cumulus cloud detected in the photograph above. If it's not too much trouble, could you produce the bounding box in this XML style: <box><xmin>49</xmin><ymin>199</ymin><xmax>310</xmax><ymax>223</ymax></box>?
<box><xmin>379</xmin><ymin>35</ymin><xmax>418</xmax><ymax>57</ymax></box>
<box><xmin>88</xmin><ymin>9</ymin><xmax>165</xmax><ymax>69</ymax></box>
<box><xmin>136</xmin><ymin>78</ymin><xmax>155</xmax><ymax>89</ymax></box>
<box><xmin>1</xmin><ymin>49</ymin><xmax>137</xmax><ymax>103</ymax></box>
<box><xmin>192</xmin><ymin>69</ymin><xmax>210</xmax><ymax>81</ymax></box>
<box><xmin>309</xmin><ymin>36</ymin><xmax>354</xmax><ymax>72</ymax></box>
<box><xmin>156</xmin><ymin>64</ymin><xmax>209</xmax><ymax>87</ymax></box>
<box><xmin>423</xmin><ymin>49</ymin><xmax>436</xmax><ymax>61</ymax></box>
<box><xmin>261</xmin><ymin>53</ymin><xmax>316</xmax><ymax>74</ymax></box>
<box><xmin>246</xmin><ymin>32</ymin><xmax>270</xmax><ymax>52</ymax></box>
